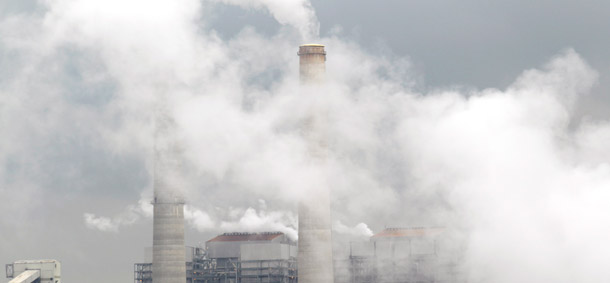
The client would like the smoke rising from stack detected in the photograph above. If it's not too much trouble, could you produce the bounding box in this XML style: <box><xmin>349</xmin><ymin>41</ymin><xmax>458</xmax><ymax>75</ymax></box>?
<box><xmin>2</xmin><ymin>0</ymin><xmax>610</xmax><ymax>283</ymax></box>
<box><xmin>152</xmin><ymin>94</ymin><xmax>187</xmax><ymax>283</ymax></box>
<box><xmin>208</xmin><ymin>0</ymin><xmax>320</xmax><ymax>39</ymax></box>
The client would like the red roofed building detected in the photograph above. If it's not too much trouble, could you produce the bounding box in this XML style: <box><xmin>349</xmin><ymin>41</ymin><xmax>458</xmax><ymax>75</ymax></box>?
<box><xmin>206</xmin><ymin>232</ymin><xmax>296</xmax><ymax>265</ymax></box>
<box><xmin>339</xmin><ymin>227</ymin><xmax>462</xmax><ymax>283</ymax></box>
<box><xmin>207</xmin><ymin>232</ymin><xmax>286</xmax><ymax>243</ymax></box>
<box><xmin>365</xmin><ymin>227</ymin><xmax>446</xmax><ymax>259</ymax></box>
<box><xmin>371</xmin><ymin>227</ymin><xmax>445</xmax><ymax>240</ymax></box>
<box><xmin>202</xmin><ymin>232</ymin><xmax>298</xmax><ymax>282</ymax></box>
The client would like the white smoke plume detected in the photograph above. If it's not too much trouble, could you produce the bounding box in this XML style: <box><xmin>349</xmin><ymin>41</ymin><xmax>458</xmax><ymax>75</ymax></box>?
<box><xmin>184</xmin><ymin>200</ymin><xmax>298</xmax><ymax>240</ymax></box>
<box><xmin>92</xmin><ymin>197</ymin><xmax>299</xmax><ymax>239</ymax></box>
<box><xmin>219</xmin><ymin>206</ymin><xmax>298</xmax><ymax>240</ymax></box>
<box><xmin>84</xmin><ymin>198</ymin><xmax>153</xmax><ymax>232</ymax></box>
<box><xmin>333</xmin><ymin>221</ymin><xmax>374</xmax><ymax>239</ymax></box>
<box><xmin>2</xmin><ymin>0</ymin><xmax>610</xmax><ymax>282</ymax></box>
<box><xmin>84</xmin><ymin>214</ymin><xmax>119</xmax><ymax>232</ymax></box>
<box><xmin>391</xmin><ymin>50</ymin><xmax>609</xmax><ymax>283</ymax></box>
<box><xmin>184</xmin><ymin>206</ymin><xmax>216</xmax><ymax>232</ymax></box>
<box><xmin>207</xmin><ymin>0</ymin><xmax>320</xmax><ymax>39</ymax></box>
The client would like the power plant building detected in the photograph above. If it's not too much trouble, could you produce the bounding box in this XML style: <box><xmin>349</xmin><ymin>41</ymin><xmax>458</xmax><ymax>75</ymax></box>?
<box><xmin>134</xmin><ymin>227</ymin><xmax>462</xmax><ymax>283</ymax></box>
<box><xmin>336</xmin><ymin>227</ymin><xmax>463</xmax><ymax>283</ymax></box>
<box><xmin>135</xmin><ymin>232</ymin><xmax>297</xmax><ymax>283</ymax></box>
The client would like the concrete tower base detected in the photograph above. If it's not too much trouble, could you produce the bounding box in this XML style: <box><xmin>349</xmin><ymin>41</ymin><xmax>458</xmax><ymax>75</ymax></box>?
<box><xmin>298</xmin><ymin>197</ymin><xmax>334</xmax><ymax>283</ymax></box>
<box><xmin>153</xmin><ymin>202</ymin><xmax>186</xmax><ymax>283</ymax></box>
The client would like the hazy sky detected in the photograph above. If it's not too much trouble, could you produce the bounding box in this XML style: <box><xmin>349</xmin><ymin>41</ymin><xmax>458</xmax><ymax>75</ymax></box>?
<box><xmin>1</xmin><ymin>1</ymin><xmax>610</xmax><ymax>283</ymax></box>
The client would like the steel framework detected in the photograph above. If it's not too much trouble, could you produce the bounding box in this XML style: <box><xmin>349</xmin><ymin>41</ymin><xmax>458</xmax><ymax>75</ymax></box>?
<box><xmin>135</xmin><ymin>248</ymin><xmax>297</xmax><ymax>283</ymax></box>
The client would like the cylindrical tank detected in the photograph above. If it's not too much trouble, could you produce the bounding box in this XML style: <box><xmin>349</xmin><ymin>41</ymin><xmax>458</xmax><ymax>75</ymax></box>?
<box><xmin>297</xmin><ymin>43</ymin><xmax>335</xmax><ymax>283</ymax></box>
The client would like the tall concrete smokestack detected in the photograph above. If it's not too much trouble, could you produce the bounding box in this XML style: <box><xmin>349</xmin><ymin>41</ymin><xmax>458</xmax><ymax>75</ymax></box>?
<box><xmin>152</xmin><ymin>99</ymin><xmax>187</xmax><ymax>283</ymax></box>
<box><xmin>297</xmin><ymin>44</ymin><xmax>334</xmax><ymax>283</ymax></box>
<box><xmin>299</xmin><ymin>44</ymin><xmax>326</xmax><ymax>83</ymax></box>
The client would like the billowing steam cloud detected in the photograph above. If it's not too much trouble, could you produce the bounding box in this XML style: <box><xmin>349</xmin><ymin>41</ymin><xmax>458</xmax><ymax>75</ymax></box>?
<box><xmin>207</xmin><ymin>0</ymin><xmax>320</xmax><ymax>39</ymax></box>
<box><xmin>84</xmin><ymin>198</ymin><xmax>153</xmax><ymax>233</ymax></box>
<box><xmin>85</xmin><ymin>198</ymin><xmax>299</xmax><ymax>240</ymax></box>
<box><xmin>2</xmin><ymin>0</ymin><xmax>610</xmax><ymax>282</ymax></box>
<box><xmin>186</xmin><ymin>200</ymin><xmax>299</xmax><ymax>241</ymax></box>
<box><xmin>333</xmin><ymin>221</ymin><xmax>373</xmax><ymax>240</ymax></box>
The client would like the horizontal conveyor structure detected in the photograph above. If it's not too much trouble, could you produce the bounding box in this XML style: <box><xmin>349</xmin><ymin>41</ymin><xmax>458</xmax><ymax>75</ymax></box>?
<box><xmin>9</xmin><ymin>270</ymin><xmax>40</xmax><ymax>283</ymax></box>
<box><xmin>6</xmin><ymin>259</ymin><xmax>61</xmax><ymax>283</ymax></box>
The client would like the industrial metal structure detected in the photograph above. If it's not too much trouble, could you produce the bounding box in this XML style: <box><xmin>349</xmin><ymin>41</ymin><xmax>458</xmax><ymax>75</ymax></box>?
<box><xmin>335</xmin><ymin>227</ymin><xmax>463</xmax><ymax>283</ymax></box>
<box><xmin>153</xmin><ymin>91</ymin><xmax>187</xmax><ymax>283</ymax></box>
<box><xmin>297</xmin><ymin>44</ymin><xmax>335</xmax><ymax>283</ymax></box>
<box><xmin>5</xmin><ymin>260</ymin><xmax>61</xmax><ymax>283</ymax></box>
<box><xmin>136</xmin><ymin>227</ymin><xmax>463</xmax><ymax>283</ymax></box>
<box><xmin>135</xmin><ymin>232</ymin><xmax>298</xmax><ymax>283</ymax></box>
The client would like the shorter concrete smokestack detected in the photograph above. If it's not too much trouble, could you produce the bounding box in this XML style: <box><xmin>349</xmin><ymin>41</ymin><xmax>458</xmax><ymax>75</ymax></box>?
<box><xmin>152</xmin><ymin>99</ymin><xmax>187</xmax><ymax>283</ymax></box>
<box><xmin>153</xmin><ymin>202</ymin><xmax>186</xmax><ymax>283</ymax></box>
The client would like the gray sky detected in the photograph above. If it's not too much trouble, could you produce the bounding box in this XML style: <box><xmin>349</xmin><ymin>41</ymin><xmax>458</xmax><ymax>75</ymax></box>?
<box><xmin>210</xmin><ymin>0</ymin><xmax>610</xmax><ymax>115</ymax></box>
<box><xmin>1</xmin><ymin>1</ymin><xmax>610</xmax><ymax>282</ymax></box>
